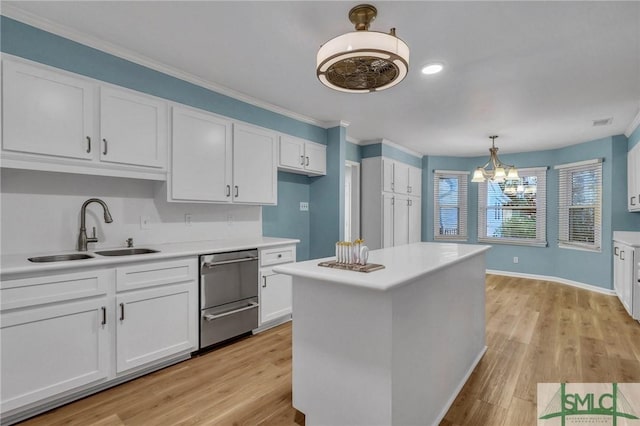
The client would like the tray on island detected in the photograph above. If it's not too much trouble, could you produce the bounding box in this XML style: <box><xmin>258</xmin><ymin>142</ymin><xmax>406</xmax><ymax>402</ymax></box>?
<box><xmin>317</xmin><ymin>261</ymin><xmax>385</xmax><ymax>273</ymax></box>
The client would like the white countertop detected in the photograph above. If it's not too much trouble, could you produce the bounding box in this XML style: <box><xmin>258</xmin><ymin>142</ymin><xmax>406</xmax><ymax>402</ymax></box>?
<box><xmin>1</xmin><ymin>237</ymin><xmax>299</xmax><ymax>278</ymax></box>
<box><xmin>613</xmin><ymin>231</ymin><xmax>640</xmax><ymax>247</ymax></box>
<box><xmin>273</xmin><ymin>242</ymin><xmax>490</xmax><ymax>291</ymax></box>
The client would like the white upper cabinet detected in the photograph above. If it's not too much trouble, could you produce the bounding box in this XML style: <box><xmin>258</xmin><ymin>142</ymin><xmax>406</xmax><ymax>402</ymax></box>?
<box><xmin>278</xmin><ymin>135</ymin><xmax>326</xmax><ymax>176</ymax></box>
<box><xmin>394</xmin><ymin>162</ymin><xmax>410</xmax><ymax>195</ymax></box>
<box><xmin>2</xmin><ymin>58</ymin><xmax>168</xmax><ymax>180</ymax></box>
<box><xmin>381</xmin><ymin>158</ymin><xmax>421</xmax><ymax>197</ymax></box>
<box><xmin>170</xmin><ymin>106</ymin><xmax>232</xmax><ymax>203</ymax></box>
<box><xmin>2</xmin><ymin>59</ymin><xmax>94</xmax><ymax>160</ymax></box>
<box><xmin>382</xmin><ymin>158</ymin><xmax>394</xmax><ymax>193</ymax></box>
<box><xmin>233</xmin><ymin>123</ymin><xmax>278</xmax><ymax>205</ymax></box>
<box><xmin>628</xmin><ymin>145</ymin><xmax>640</xmax><ymax>211</ymax></box>
<box><xmin>168</xmin><ymin>107</ymin><xmax>277</xmax><ymax>205</ymax></box>
<box><xmin>99</xmin><ymin>87</ymin><xmax>167</xmax><ymax>169</ymax></box>
<box><xmin>408</xmin><ymin>166</ymin><xmax>422</xmax><ymax>197</ymax></box>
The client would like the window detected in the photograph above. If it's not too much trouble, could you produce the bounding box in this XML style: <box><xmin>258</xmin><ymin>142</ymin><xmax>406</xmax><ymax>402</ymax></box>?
<box><xmin>478</xmin><ymin>167</ymin><xmax>547</xmax><ymax>246</ymax></box>
<box><xmin>556</xmin><ymin>159</ymin><xmax>602</xmax><ymax>251</ymax></box>
<box><xmin>433</xmin><ymin>171</ymin><xmax>468</xmax><ymax>240</ymax></box>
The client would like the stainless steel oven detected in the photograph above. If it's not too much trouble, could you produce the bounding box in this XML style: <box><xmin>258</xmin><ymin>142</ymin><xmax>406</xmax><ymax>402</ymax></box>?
<box><xmin>199</xmin><ymin>249</ymin><xmax>259</xmax><ymax>349</ymax></box>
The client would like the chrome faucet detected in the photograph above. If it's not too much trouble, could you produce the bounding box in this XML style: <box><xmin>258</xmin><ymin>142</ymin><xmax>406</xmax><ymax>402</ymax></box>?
<box><xmin>78</xmin><ymin>198</ymin><xmax>113</xmax><ymax>251</ymax></box>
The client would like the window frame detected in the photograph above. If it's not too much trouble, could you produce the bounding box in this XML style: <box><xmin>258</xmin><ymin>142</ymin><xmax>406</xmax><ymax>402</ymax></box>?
<box><xmin>477</xmin><ymin>166</ymin><xmax>548</xmax><ymax>247</ymax></box>
<box><xmin>433</xmin><ymin>170</ymin><xmax>469</xmax><ymax>242</ymax></box>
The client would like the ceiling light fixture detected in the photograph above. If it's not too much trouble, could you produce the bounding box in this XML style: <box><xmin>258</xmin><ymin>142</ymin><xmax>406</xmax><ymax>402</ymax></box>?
<box><xmin>421</xmin><ymin>63</ymin><xmax>443</xmax><ymax>75</ymax></box>
<box><xmin>471</xmin><ymin>136</ymin><xmax>519</xmax><ymax>183</ymax></box>
<box><xmin>316</xmin><ymin>4</ymin><xmax>410</xmax><ymax>93</ymax></box>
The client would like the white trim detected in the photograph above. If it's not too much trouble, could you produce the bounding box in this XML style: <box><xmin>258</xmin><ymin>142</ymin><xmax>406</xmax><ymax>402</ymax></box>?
<box><xmin>625</xmin><ymin>107</ymin><xmax>640</xmax><ymax>137</ymax></box>
<box><xmin>1</xmin><ymin>5</ymin><xmax>330</xmax><ymax>129</ymax></box>
<box><xmin>554</xmin><ymin>158</ymin><xmax>604</xmax><ymax>170</ymax></box>
<box><xmin>346</xmin><ymin>135</ymin><xmax>361</xmax><ymax>144</ymax></box>
<box><xmin>486</xmin><ymin>269</ymin><xmax>616</xmax><ymax>296</ymax></box>
<box><xmin>431</xmin><ymin>345</ymin><xmax>487</xmax><ymax>426</ymax></box>
<box><xmin>359</xmin><ymin>138</ymin><xmax>424</xmax><ymax>158</ymax></box>
<box><xmin>558</xmin><ymin>242</ymin><xmax>601</xmax><ymax>253</ymax></box>
<box><xmin>433</xmin><ymin>170</ymin><xmax>470</xmax><ymax>175</ymax></box>
<box><xmin>326</xmin><ymin>120</ymin><xmax>350</xmax><ymax>128</ymax></box>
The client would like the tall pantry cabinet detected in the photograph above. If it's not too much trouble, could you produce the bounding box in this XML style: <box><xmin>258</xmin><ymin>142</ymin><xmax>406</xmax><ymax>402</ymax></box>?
<box><xmin>362</xmin><ymin>157</ymin><xmax>422</xmax><ymax>249</ymax></box>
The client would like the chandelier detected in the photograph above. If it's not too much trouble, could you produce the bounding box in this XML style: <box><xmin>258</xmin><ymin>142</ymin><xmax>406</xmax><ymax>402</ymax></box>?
<box><xmin>316</xmin><ymin>4</ymin><xmax>410</xmax><ymax>93</ymax></box>
<box><xmin>471</xmin><ymin>136</ymin><xmax>519</xmax><ymax>183</ymax></box>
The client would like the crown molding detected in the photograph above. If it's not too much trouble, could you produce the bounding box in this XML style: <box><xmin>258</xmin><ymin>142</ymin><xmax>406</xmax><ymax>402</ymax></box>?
<box><xmin>359</xmin><ymin>138</ymin><xmax>424</xmax><ymax>158</ymax></box>
<box><xmin>1</xmin><ymin>5</ymin><xmax>331</xmax><ymax>129</ymax></box>
<box><xmin>326</xmin><ymin>120</ymin><xmax>350</xmax><ymax>128</ymax></box>
<box><xmin>625</xmin><ymin>106</ymin><xmax>640</xmax><ymax>137</ymax></box>
<box><xmin>345</xmin><ymin>135</ymin><xmax>361</xmax><ymax>144</ymax></box>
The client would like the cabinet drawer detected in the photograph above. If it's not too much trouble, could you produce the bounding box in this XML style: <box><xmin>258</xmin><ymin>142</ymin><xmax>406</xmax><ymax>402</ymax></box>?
<box><xmin>116</xmin><ymin>258</ymin><xmax>198</xmax><ymax>292</ymax></box>
<box><xmin>1</xmin><ymin>269</ymin><xmax>109</xmax><ymax>311</ymax></box>
<box><xmin>260</xmin><ymin>246</ymin><xmax>296</xmax><ymax>267</ymax></box>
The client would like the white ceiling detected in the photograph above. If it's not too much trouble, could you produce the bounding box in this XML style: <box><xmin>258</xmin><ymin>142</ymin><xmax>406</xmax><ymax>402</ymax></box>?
<box><xmin>4</xmin><ymin>1</ymin><xmax>640</xmax><ymax>156</ymax></box>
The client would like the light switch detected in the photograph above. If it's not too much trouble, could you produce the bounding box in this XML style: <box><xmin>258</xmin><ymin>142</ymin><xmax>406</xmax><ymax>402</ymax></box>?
<box><xmin>300</xmin><ymin>202</ymin><xmax>309</xmax><ymax>211</ymax></box>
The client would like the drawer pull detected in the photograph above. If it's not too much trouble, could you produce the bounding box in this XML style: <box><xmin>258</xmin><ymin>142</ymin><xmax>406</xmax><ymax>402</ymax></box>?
<box><xmin>86</xmin><ymin>136</ymin><xmax>91</xmax><ymax>153</ymax></box>
<box><xmin>101</xmin><ymin>306</ymin><xmax>106</xmax><ymax>325</ymax></box>
<box><xmin>203</xmin><ymin>302</ymin><xmax>258</xmax><ymax>321</ymax></box>
<box><xmin>102</xmin><ymin>138</ymin><xmax>108</xmax><ymax>156</ymax></box>
<box><xmin>119</xmin><ymin>302</ymin><xmax>125</xmax><ymax>321</ymax></box>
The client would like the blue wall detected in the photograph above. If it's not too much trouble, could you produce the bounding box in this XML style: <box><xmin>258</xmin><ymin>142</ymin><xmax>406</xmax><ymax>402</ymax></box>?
<box><xmin>1</xmin><ymin>15</ymin><xmax>326</xmax><ymax>259</ymax></box>
<box><xmin>361</xmin><ymin>142</ymin><xmax>422</xmax><ymax>167</ymax></box>
<box><xmin>629</xmin><ymin>122</ymin><xmax>640</xmax><ymax>150</ymax></box>
<box><xmin>346</xmin><ymin>142</ymin><xmax>362</xmax><ymax>163</ymax></box>
<box><xmin>424</xmin><ymin>135</ymin><xmax>640</xmax><ymax>289</ymax></box>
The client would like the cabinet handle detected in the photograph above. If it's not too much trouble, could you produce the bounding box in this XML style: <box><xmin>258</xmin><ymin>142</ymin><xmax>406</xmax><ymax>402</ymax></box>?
<box><xmin>391</xmin><ymin>197</ymin><xmax>395</xmax><ymax>205</ymax></box>
<box><xmin>101</xmin><ymin>306</ymin><xmax>106</xmax><ymax>325</ymax></box>
<box><xmin>407</xmin><ymin>199</ymin><xmax>410</xmax><ymax>206</ymax></box>
<box><xmin>119</xmin><ymin>303</ymin><xmax>125</xmax><ymax>321</ymax></box>
<box><xmin>300</xmin><ymin>155</ymin><xmax>305</xmax><ymax>166</ymax></box>
<box><xmin>86</xmin><ymin>136</ymin><xmax>91</xmax><ymax>153</ymax></box>
<box><xmin>226</xmin><ymin>185</ymin><xmax>231</xmax><ymax>197</ymax></box>
<box><xmin>620</xmin><ymin>250</ymin><xmax>625</xmax><ymax>261</ymax></box>
<box><xmin>306</xmin><ymin>156</ymin><xmax>310</xmax><ymax>166</ymax></box>
<box><xmin>615</xmin><ymin>247</ymin><xmax>620</xmax><ymax>256</ymax></box>
<box><xmin>263</xmin><ymin>276</ymin><xmax>267</xmax><ymax>288</ymax></box>
<box><xmin>632</xmin><ymin>196</ymin><xmax>636</xmax><ymax>206</ymax></box>
<box><xmin>102</xmin><ymin>138</ymin><xmax>108</xmax><ymax>155</ymax></box>
<box><xmin>234</xmin><ymin>185</ymin><xmax>239</xmax><ymax>197</ymax></box>
<box><xmin>391</xmin><ymin>182</ymin><xmax>395</xmax><ymax>190</ymax></box>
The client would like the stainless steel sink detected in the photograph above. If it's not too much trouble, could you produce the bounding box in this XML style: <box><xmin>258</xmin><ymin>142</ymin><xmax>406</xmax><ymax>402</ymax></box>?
<box><xmin>28</xmin><ymin>253</ymin><xmax>94</xmax><ymax>263</ymax></box>
<box><xmin>94</xmin><ymin>248</ymin><xmax>160</xmax><ymax>256</ymax></box>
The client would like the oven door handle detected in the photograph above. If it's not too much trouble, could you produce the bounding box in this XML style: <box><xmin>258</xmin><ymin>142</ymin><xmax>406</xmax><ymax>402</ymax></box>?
<box><xmin>202</xmin><ymin>256</ymin><xmax>258</xmax><ymax>268</ymax></box>
<box><xmin>203</xmin><ymin>301</ymin><xmax>259</xmax><ymax>321</ymax></box>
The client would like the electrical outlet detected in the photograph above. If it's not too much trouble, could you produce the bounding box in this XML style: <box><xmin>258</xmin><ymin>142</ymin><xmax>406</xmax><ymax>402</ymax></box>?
<box><xmin>185</xmin><ymin>213</ymin><xmax>192</xmax><ymax>226</ymax></box>
<box><xmin>140</xmin><ymin>215</ymin><xmax>151</xmax><ymax>230</ymax></box>
<box><xmin>513</xmin><ymin>257</ymin><xmax>519</xmax><ymax>264</ymax></box>
<box><xmin>300</xmin><ymin>202</ymin><xmax>309</xmax><ymax>211</ymax></box>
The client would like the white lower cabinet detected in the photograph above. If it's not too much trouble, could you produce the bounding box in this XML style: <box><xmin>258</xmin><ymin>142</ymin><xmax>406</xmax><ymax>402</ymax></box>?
<box><xmin>0</xmin><ymin>257</ymin><xmax>198</xmax><ymax>421</ymax></box>
<box><xmin>613</xmin><ymin>242</ymin><xmax>635</xmax><ymax>316</ymax></box>
<box><xmin>258</xmin><ymin>245</ymin><xmax>296</xmax><ymax>329</ymax></box>
<box><xmin>0</xmin><ymin>298</ymin><xmax>110</xmax><ymax>413</ymax></box>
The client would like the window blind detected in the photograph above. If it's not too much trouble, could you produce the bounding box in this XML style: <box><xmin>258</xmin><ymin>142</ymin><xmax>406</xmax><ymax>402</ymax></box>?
<box><xmin>433</xmin><ymin>170</ymin><xmax>468</xmax><ymax>241</ymax></box>
<box><xmin>477</xmin><ymin>167</ymin><xmax>547</xmax><ymax>247</ymax></box>
<box><xmin>556</xmin><ymin>159</ymin><xmax>602</xmax><ymax>251</ymax></box>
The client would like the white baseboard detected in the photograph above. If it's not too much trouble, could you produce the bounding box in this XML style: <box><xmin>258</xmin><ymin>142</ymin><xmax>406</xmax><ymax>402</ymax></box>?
<box><xmin>432</xmin><ymin>345</ymin><xmax>488</xmax><ymax>426</ymax></box>
<box><xmin>486</xmin><ymin>269</ymin><xmax>616</xmax><ymax>296</ymax></box>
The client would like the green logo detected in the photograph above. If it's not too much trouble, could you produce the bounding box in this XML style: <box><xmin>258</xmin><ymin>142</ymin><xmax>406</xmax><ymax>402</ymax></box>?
<box><xmin>539</xmin><ymin>383</ymin><xmax>639</xmax><ymax>425</ymax></box>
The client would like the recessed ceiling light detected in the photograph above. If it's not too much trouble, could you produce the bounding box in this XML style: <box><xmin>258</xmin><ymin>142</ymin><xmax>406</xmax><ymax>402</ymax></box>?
<box><xmin>421</xmin><ymin>63</ymin><xmax>444</xmax><ymax>75</ymax></box>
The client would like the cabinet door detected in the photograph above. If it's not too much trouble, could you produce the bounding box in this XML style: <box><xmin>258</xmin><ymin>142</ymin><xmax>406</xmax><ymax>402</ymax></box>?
<box><xmin>99</xmin><ymin>87</ymin><xmax>167</xmax><ymax>169</ymax></box>
<box><xmin>394</xmin><ymin>196</ymin><xmax>410</xmax><ymax>246</ymax></box>
<box><xmin>621</xmin><ymin>246</ymin><xmax>634</xmax><ymax>315</ymax></box>
<box><xmin>260</xmin><ymin>268</ymin><xmax>293</xmax><ymax>324</ymax></box>
<box><xmin>630</xmin><ymin>147</ymin><xmax>640</xmax><ymax>211</ymax></box>
<box><xmin>279</xmin><ymin>135</ymin><xmax>305</xmax><ymax>171</ymax></box>
<box><xmin>171</xmin><ymin>107</ymin><xmax>232</xmax><ymax>202</ymax></box>
<box><xmin>408</xmin><ymin>196</ymin><xmax>422</xmax><ymax>244</ymax></box>
<box><xmin>408</xmin><ymin>166</ymin><xmax>422</xmax><ymax>197</ymax></box>
<box><xmin>1</xmin><ymin>298</ymin><xmax>109</xmax><ymax>412</ymax></box>
<box><xmin>305</xmin><ymin>142</ymin><xmax>327</xmax><ymax>175</ymax></box>
<box><xmin>2</xmin><ymin>60</ymin><xmax>94</xmax><ymax>160</ymax></box>
<box><xmin>382</xmin><ymin>193</ymin><xmax>395</xmax><ymax>248</ymax></box>
<box><xmin>394</xmin><ymin>162</ymin><xmax>410</xmax><ymax>195</ymax></box>
<box><xmin>116</xmin><ymin>282</ymin><xmax>196</xmax><ymax>374</ymax></box>
<box><xmin>232</xmin><ymin>123</ymin><xmax>277</xmax><ymax>204</ymax></box>
<box><xmin>382</xmin><ymin>159</ymin><xmax>394</xmax><ymax>193</ymax></box>
<box><xmin>613</xmin><ymin>245</ymin><xmax>623</xmax><ymax>298</ymax></box>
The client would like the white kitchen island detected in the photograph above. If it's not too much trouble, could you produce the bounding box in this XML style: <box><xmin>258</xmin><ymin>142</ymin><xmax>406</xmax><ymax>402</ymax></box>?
<box><xmin>273</xmin><ymin>242</ymin><xmax>491</xmax><ymax>426</ymax></box>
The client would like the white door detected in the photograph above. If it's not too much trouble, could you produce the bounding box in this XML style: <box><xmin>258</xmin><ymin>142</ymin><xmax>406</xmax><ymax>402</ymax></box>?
<box><xmin>305</xmin><ymin>142</ymin><xmax>327</xmax><ymax>175</ymax></box>
<box><xmin>409</xmin><ymin>166</ymin><xmax>422</xmax><ymax>197</ymax></box>
<box><xmin>2</xmin><ymin>60</ymin><xmax>94</xmax><ymax>160</ymax></box>
<box><xmin>232</xmin><ymin>123</ymin><xmax>277</xmax><ymax>204</ymax></box>
<box><xmin>260</xmin><ymin>268</ymin><xmax>293</xmax><ymax>324</ymax></box>
<box><xmin>382</xmin><ymin>193</ymin><xmax>395</xmax><ymax>248</ymax></box>
<box><xmin>1</xmin><ymin>298</ymin><xmax>109</xmax><ymax>412</ymax></box>
<box><xmin>279</xmin><ymin>135</ymin><xmax>305</xmax><ymax>170</ymax></box>
<box><xmin>383</xmin><ymin>159</ymin><xmax>394</xmax><ymax>193</ymax></box>
<box><xmin>629</xmin><ymin>146</ymin><xmax>640</xmax><ymax>211</ymax></box>
<box><xmin>99</xmin><ymin>87</ymin><xmax>167</xmax><ymax>169</ymax></box>
<box><xmin>408</xmin><ymin>196</ymin><xmax>421</xmax><ymax>243</ymax></box>
<box><xmin>171</xmin><ymin>107</ymin><xmax>232</xmax><ymax>202</ymax></box>
<box><xmin>614</xmin><ymin>245</ymin><xmax>623</xmax><ymax>299</ymax></box>
<box><xmin>394</xmin><ymin>162</ymin><xmax>410</xmax><ymax>195</ymax></box>
<box><xmin>621</xmin><ymin>246</ymin><xmax>634</xmax><ymax>315</ymax></box>
<box><xmin>394</xmin><ymin>195</ymin><xmax>410</xmax><ymax>246</ymax></box>
<box><xmin>116</xmin><ymin>283</ymin><xmax>196</xmax><ymax>374</ymax></box>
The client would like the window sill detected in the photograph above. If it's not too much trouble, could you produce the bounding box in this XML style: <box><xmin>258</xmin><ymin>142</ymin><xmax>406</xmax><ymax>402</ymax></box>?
<box><xmin>478</xmin><ymin>238</ymin><xmax>547</xmax><ymax>248</ymax></box>
<box><xmin>434</xmin><ymin>237</ymin><xmax>468</xmax><ymax>242</ymax></box>
<box><xmin>558</xmin><ymin>243</ymin><xmax>601</xmax><ymax>253</ymax></box>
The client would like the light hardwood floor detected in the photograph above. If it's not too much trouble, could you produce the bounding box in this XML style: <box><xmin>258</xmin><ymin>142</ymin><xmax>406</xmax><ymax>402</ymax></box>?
<box><xmin>19</xmin><ymin>275</ymin><xmax>640</xmax><ymax>426</ymax></box>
